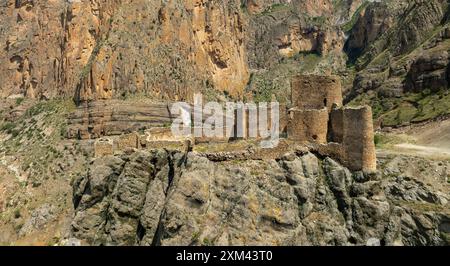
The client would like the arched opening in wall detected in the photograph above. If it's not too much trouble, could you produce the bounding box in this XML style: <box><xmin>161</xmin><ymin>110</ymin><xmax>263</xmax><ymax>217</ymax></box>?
<box><xmin>323</xmin><ymin>98</ymin><xmax>327</xmax><ymax>107</ymax></box>
<box><xmin>312</xmin><ymin>135</ymin><xmax>318</xmax><ymax>141</ymax></box>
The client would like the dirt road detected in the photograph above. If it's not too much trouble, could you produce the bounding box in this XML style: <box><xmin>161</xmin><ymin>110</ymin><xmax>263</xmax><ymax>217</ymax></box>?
<box><xmin>379</xmin><ymin>118</ymin><xmax>450</xmax><ymax>159</ymax></box>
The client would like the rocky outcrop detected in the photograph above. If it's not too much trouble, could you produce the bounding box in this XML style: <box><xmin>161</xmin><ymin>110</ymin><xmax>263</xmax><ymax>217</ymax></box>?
<box><xmin>347</xmin><ymin>0</ymin><xmax>446</xmax><ymax>69</ymax></box>
<box><xmin>76</xmin><ymin>0</ymin><xmax>250</xmax><ymax>102</ymax></box>
<box><xmin>405</xmin><ymin>45</ymin><xmax>450</xmax><ymax>93</ymax></box>
<box><xmin>66</xmin><ymin>100</ymin><xmax>173</xmax><ymax>140</ymax></box>
<box><xmin>344</xmin><ymin>2</ymin><xmax>396</xmax><ymax>61</ymax></box>
<box><xmin>0</xmin><ymin>0</ymin><xmax>120</xmax><ymax>100</ymax></box>
<box><xmin>344</xmin><ymin>0</ymin><xmax>450</xmax><ymax>126</ymax></box>
<box><xmin>0</xmin><ymin>0</ymin><xmax>66</xmax><ymax>99</ymax></box>
<box><xmin>70</xmin><ymin>149</ymin><xmax>449</xmax><ymax>246</ymax></box>
<box><xmin>1</xmin><ymin>0</ymin><xmax>374</xmax><ymax>106</ymax></box>
<box><xmin>246</xmin><ymin>3</ymin><xmax>345</xmax><ymax>70</ymax></box>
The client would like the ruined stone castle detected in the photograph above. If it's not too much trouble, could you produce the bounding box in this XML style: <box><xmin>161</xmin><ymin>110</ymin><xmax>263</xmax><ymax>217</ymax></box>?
<box><xmin>287</xmin><ymin>75</ymin><xmax>376</xmax><ymax>172</ymax></box>
<box><xmin>68</xmin><ymin>75</ymin><xmax>376</xmax><ymax>172</ymax></box>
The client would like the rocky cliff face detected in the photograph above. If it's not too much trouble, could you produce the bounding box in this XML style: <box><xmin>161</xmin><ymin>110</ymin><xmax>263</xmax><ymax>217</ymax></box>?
<box><xmin>76</xmin><ymin>0</ymin><xmax>250</xmax><ymax>101</ymax></box>
<box><xmin>1</xmin><ymin>0</ymin><xmax>65</xmax><ymax>99</ymax></box>
<box><xmin>70</xmin><ymin>149</ymin><xmax>449</xmax><ymax>246</ymax></box>
<box><xmin>0</xmin><ymin>0</ymin><xmax>249</xmax><ymax>102</ymax></box>
<box><xmin>0</xmin><ymin>0</ymin><xmax>366</xmax><ymax>103</ymax></box>
<box><xmin>2</xmin><ymin>0</ymin><xmax>449</xmax><ymax>124</ymax></box>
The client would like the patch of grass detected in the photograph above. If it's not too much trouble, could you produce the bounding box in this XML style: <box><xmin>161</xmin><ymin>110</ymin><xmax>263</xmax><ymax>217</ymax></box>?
<box><xmin>381</xmin><ymin>102</ymin><xmax>417</xmax><ymax>127</ymax></box>
<box><xmin>296</xmin><ymin>52</ymin><xmax>322</xmax><ymax>67</ymax></box>
<box><xmin>342</xmin><ymin>1</ymin><xmax>369</xmax><ymax>32</ymax></box>
<box><xmin>411</xmin><ymin>89</ymin><xmax>450</xmax><ymax>122</ymax></box>
<box><xmin>374</xmin><ymin>133</ymin><xmax>416</xmax><ymax>149</ymax></box>
<box><xmin>349</xmin><ymin>88</ymin><xmax>450</xmax><ymax>127</ymax></box>
<box><xmin>191</xmin><ymin>231</ymin><xmax>201</xmax><ymax>242</ymax></box>
<box><xmin>386</xmin><ymin>89</ymin><xmax>450</xmax><ymax>126</ymax></box>
<box><xmin>260</xmin><ymin>3</ymin><xmax>290</xmax><ymax>15</ymax></box>
<box><xmin>0</xmin><ymin>121</ymin><xmax>21</xmax><ymax>138</ymax></box>
<box><xmin>15</xmin><ymin>98</ymin><xmax>24</xmax><ymax>105</ymax></box>
<box><xmin>374</xmin><ymin>134</ymin><xmax>383</xmax><ymax>147</ymax></box>
<box><xmin>442</xmin><ymin>233</ymin><xmax>450</xmax><ymax>245</ymax></box>
<box><xmin>202</xmin><ymin>237</ymin><xmax>212</xmax><ymax>246</ymax></box>
<box><xmin>310</xmin><ymin>16</ymin><xmax>327</xmax><ymax>27</ymax></box>
<box><xmin>0</xmin><ymin>122</ymin><xmax>17</xmax><ymax>132</ymax></box>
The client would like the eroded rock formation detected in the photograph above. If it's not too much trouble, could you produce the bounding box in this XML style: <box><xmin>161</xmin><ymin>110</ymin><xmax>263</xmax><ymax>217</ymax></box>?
<box><xmin>1</xmin><ymin>0</ymin><xmax>249</xmax><ymax>102</ymax></box>
<box><xmin>71</xmin><ymin>149</ymin><xmax>449</xmax><ymax>246</ymax></box>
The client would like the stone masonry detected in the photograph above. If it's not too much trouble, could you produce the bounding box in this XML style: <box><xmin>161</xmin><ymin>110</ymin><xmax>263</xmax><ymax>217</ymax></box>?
<box><xmin>288</xmin><ymin>75</ymin><xmax>377</xmax><ymax>172</ymax></box>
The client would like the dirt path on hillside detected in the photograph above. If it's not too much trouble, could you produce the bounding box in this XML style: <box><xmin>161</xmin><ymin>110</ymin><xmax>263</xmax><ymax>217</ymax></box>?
<box><xmin>379</xmin><ymin>118</ymin><xmax>450</xmax><ymax>159</ymax></box>
<box><xmin>410</xmin><ymin>119</ymin><xmax>450</xmax><ymax>149</ymax></box>
<box><xmin>390</xmin><ymin>143</ymin><xmax>450</xmax><ymax>158</ymax></box>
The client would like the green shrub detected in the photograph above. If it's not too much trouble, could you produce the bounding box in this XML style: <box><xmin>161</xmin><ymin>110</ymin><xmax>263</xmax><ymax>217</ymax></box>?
<box><xmin>14</xmin><ymin>209</ymin><xmax>21</xmax><ymax>219</ymax></box>
<box><xmin>374</xmin><ymin>134</ymin><xmax>382</xmax><ymax>147</ymax></box>
<box><xmin>0</xmin><ymin>122</ymin><xmax>16</xmax><ymax>132</ymax></box>
<box><xmin>15</xmin><ymin>98</ymin><xmax>24</xmax><ymax>105</ymax></box>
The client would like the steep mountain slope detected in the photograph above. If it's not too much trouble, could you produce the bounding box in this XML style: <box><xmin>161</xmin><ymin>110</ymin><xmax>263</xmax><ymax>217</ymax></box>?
<box><xmin>345</xmin><ymin>0</ymin><xmax>450</xmax><ymax>127</ymax></box>
<box><xmin>242</xmin><ymin>0</ymin><xmax>366</xmax><ymax>103</ymax></box>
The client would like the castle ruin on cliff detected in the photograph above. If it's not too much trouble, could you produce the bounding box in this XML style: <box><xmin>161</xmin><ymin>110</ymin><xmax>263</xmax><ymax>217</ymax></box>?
<box><xmin>69</xmin><ymin>74</ymin><xmax>377</xmax><ymax>172</ymax></box>
<box><xmin>287</xmin><ymin>75</ymin><xmax>376</xmax><ymax>172</ymax></box>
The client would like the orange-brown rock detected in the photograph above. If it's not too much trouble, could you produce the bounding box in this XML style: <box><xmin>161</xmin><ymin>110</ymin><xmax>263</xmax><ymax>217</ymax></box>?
<box><xmin>1</xmin><ymin>0</ymin><xmax>249</xmax><ymax>102</ymax></box>
<box><xmin>67</xmin><ymin>100</ymin><xmax>174</xmax><ymax>140</ymax></box>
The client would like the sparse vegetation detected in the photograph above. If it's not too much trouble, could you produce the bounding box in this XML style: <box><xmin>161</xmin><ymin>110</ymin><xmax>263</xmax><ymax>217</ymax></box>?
<box><xmin>260</xmin><ymin>3</ymin><xmax>290</xmax><ymax>15</ymax></box>
<box><xmin>191</xmin><ymin>231</ymin><xmax>201</xmax><ymax>242</ymax></box>
<box><xmin>349</xmin><ymin>88</ymin><xmax>450</xmax><ymax>127</ymax></box>
<box><xmin>0</xmin><ymin>100</ymin><xmax>76</xmax><ymax>181</ymax></box>
<box><xmin>341</xmin><ymin>0</ymin><xmax>369</xmax><ymax>32</ymax></box>
<box><xmin>15</xmin><ymin>98</ymin><xmax>24</xmax><ymax>105</ymax></box>
<box><xmin>13</xmin><ymin>209</ymin><xmax>21</xmax><ymax>219</ymax></box>
<box><xmin>248</xmin><ymin>52</ymin><xmax>322</xmax><ymax>104</ymax></box>
<box><xmin>374</xmin><ymin>132</ymin><xmax>417</xmax><ymax>149</ymax></box>
<box><xmin>202</xmin><ymin>237</ymin><xmax>212</xmax><ymax>246</ymax></box>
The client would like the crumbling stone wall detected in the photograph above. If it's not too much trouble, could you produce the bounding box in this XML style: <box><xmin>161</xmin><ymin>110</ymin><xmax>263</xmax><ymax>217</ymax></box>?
<box><xmin>117</xmin><ymin>132</ymin><xmax>141</xmax><ymax>150</ymax></box>
<box><xmin>233</xmin><ymin>103</ymin><xmax>288</xmax><ymax>139</ymax></box>
<box><xmin>94</xmin><ymin>138</ymin><xmax>114</xmax><ymax>157</ymax></box>
<box><xmin>288</xmin><ymin>108</ymin><xmax>329</xmax><ymax>144</ymax></box>
<box><xmin>291</xmin><ymin>75</ymin><xmax>343</xmax><ymax>110</ymax></box>
<box><xmin>87</xmin><ymin>74</ymin><xmax>376</xmax><ymax>172</ymax></box>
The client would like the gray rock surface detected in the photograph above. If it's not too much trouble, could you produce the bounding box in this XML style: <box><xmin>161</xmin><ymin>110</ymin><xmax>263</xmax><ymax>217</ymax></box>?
<box><xmin>70</xmin><ymin>149</ymin><xmax>450</xmax><ymax>246</ymax></box>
